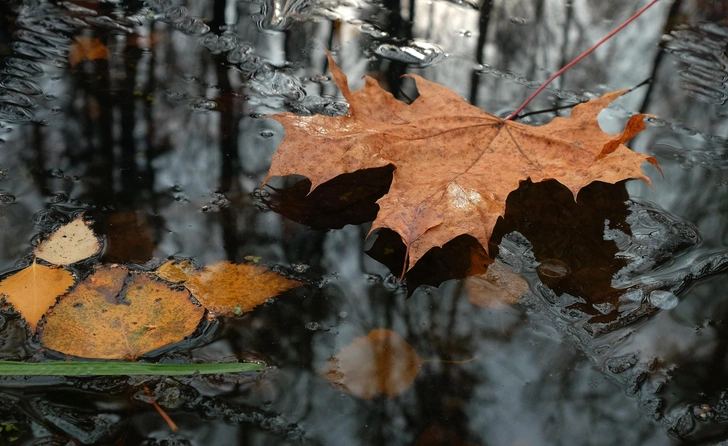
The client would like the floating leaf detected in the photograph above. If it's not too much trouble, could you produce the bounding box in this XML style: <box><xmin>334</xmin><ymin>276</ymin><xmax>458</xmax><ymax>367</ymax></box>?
<box><xmin>264</xmin><ymin>52</ymin><xmax>660</xmax><ymax>272</ymax></box>
<box><xmin>42</xmin><ymin>266</ymin><xmax>203</xmax><ymax>360</ymax></box>
<box><xmin>319</xmin><ymin>329</ymin><xmax>426</xmax><ymax>399</ymax></box>
<box><xmin>156</xmin><ymin>259</ymin><xmax>196</xmax><ymax>284</ymax></box>
<box><xmin>464</xmin><ymin>262</ymin><xmax>529</xmax><ymax>308</ymax></box>
<box><xmin>34</xmin><ymin>214</ymin><xmax>101</xmax><ymax>266</ymax></box>
<box><xmin>0</xmin><ymin>262</ymin><xmax>74</xmax><ymax>332</ymax></box>
<box><xmin>184</xmin><ymin>260</ymin><xmax>302</xmax><ymax>316</ymax></box>
<box><xmin>68</xmin><ymin>36</ymin><xmax>110</xmax><ymax>67</ymax></box>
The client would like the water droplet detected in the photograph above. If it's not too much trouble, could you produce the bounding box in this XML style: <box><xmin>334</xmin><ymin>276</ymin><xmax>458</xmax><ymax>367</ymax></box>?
<box><xmin>50</xmin><ymin>106</ymin><xmax>62</xmax><ymax>114</ymax></box>
<box><xmin>620</xmin><ymin>289</ymin><xmax>644</xmax><ymax>303</ymax></box>
<box><xmin>188</xmin><ymin>98</ymin><xmax>216</xmax><ymax>113</ymax></box>
<box><xmin>648</xmin><ymin>290</ymin><xmax>678</xmax><ymax>310</ymax></box>
<box><xmin>359</xmin><ymin>23</ymin><xmax>388</xmax><ymax>38</ymax></box>
<box><xmin>163</xmin><ymin>6</ymin><xmax>187</xmax><ymax>21</ymax></box>
<box><xmin>537</xmin><ymin>258</ymin><xmax>571</xmax><ymax>280</ymax></box>
<box><xmin>50</xmin><ymin>192</ymin><xmax>69</xmax><ymax>203</ymax></box>
<box><xmin>173</xmin><ymin>17</ymin><xmax>210</xmax><ymax>36</ymax></box>
<box><xmin>605</xmin><ymin>354</ymin><xmax>638</xmax><ymax>374</ymax></box>
<box><xmin>0</xmin><ymin>103</ymin><xmax>35</xmax><ymax>123</ymax></box>
<box><xmin>305</xmin><ymin>322</ymin><xmax>320</xmax><ymax>331</ymax></box>
<box><xmin>238</xmin><ymin>55</ymin><xmax>262</xmax><ymax>74</ymax></box>
<box><xmin>338</xmin><ymin>311</ymin><xmax>348</xmax><ymax>318</ymax></box>
<box><xmin>646</xmin><ymin>116</ymin><xmax>667</xmax><ymax>127</ymax></box>
<box><xmin>49</xmin><ymin>168</ymin><xmax>64</xmax><ymax>178</ymax></box>
<box><xmin>383</xmin><ymin>274</ymin><xmax>401</xmax><ymax>289</ymax></box>
<box><xmin>226</xmin><ymin>43</ymin><xmax>253</xmax><ymax>63</ymax></box>
<box><xmin>0</xmin><ymin>76</ymin><xmax>43</xmax><ymax>96</ymax></box>
<box><xmin>679</xmin><ymin>158</ymin><xmax>694</xmax><ymax>170</ymax></box>
<box><xmin>292</xmin><ymin>263</ymin><xmax>310</xmax><ymax>273</ymax></box>
<box><xmin>0</xmin><ymin>192</ymin><xmax>16</xmax><ymax>204</ymax></box>
<box><xmin>200</xmin><ymin>33</ymin><xmax>238</xmax><ymax>54</ymax></box>
<box><xmin>672</xmin><ymin>123</ymin><xmax>697</xmax><ymax>136</ymax></box>
<box><xmin>458</xmin><ymin>29</ymin><xmax>472</xmax><ymax>37</ymax></box>
<box><xmin>260</xmin><ymin>130</ymin><xmax>274</xmax><ymax>138</ymax></box>
<box><xmin>366</xmin><ymin>274</ymin><xmax>382</xmax><ymax>283</ymax></box>
<box><xmin>510</xmin><ymin>17</ymin><xmax>528</xmax><ymax>25</ymax></box>
<box><xmin>374</xmin><ymin>40</ymin><xmax>445</xmax><ymax>67</ymax></box>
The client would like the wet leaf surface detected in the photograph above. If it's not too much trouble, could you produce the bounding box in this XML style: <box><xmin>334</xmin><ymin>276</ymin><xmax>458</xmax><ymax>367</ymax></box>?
<box><xmin>0</xmin><ymin>262</ymin><xmax>74</xmax><ymax>332</ymax></box>
<box><xmin>42</xmin><ymin>266</ymin><xmax>203</xmax><ymax>360</ymax></box>
<box><xmin>319</xmin><ymin>329</ymin><xmax>426</xmax><ymax>399</ymax></box>
<box><xmin>34</xmin><ymin>214</ymin><xmax>101</xmax><ymax>266</ymax></box>
<box><xmin>184</xmin><ymin>260</ymin><xmax>303</xmax><ymax>316</ymax></box>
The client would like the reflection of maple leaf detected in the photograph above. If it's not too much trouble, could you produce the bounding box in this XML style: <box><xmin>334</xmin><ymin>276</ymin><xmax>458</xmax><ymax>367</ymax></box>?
<box><xmin>319</xmin><ymin>329</ymin><xmax>425</xmax><ymax>399</ymax></box>
<box><xmin>68</xmin><ymin>36</ymin><xmax>110</xmax><ymax>67</ymax></box>
<box><xmin>42</xmin><ymin>266</ymin><xmax>203</xmax><ymax>360</ymax></box>
<box><xmin>264</xmin><ymin>53</ymin><xmax>660</xmax><ymax>272</ymax></box>
<box><xmin>0</xmin><ymin>262</ymin><xmax>74</xmax><ymax>332</ymax></box>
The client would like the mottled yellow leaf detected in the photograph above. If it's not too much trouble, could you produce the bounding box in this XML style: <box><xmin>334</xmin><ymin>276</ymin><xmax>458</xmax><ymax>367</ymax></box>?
<box><xmin>185</xmin><ymin>260</ymin><xmax>302</xmax><ymax>316</ymax></box>
<box><xmin>42</xmin><ymin>265</ymin><xmax>203</xmax><ymax>360</ymax></box>
<box><xmin>0</xmin><ymin>262</ymin><xmax>74</xmax><ymax>332</ymax></box>
<box><xmin>319</xmin><ymin>329</ymin><xmax>426</xmax><ymax>399</ymax></box>
<box><xmin>34</xmin><ymin>215</ymin><xmax>101</xmax><ymax>266</ymax></box>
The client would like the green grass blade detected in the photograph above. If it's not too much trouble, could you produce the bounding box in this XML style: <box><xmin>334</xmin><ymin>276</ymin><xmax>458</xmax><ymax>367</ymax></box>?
<box><xmin>0</xmin><ymin>361</ymin><xmax>265</xmax><ymax>376</ymax></box>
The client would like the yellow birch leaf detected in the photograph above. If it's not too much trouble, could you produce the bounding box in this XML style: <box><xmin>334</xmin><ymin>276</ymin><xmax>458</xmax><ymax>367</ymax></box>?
<box><xmin>34</xmin><ymin>215</ymin><xmax>102</xmax><ymax>266</ymax></box>
<box><xmin>463</xmin><ymin>262</ymin><xmax>529</xmax><ymax>308</ymax></box>
<box><xmin>184</xmin><ymin>260</ymin><xmax>302</xmax><ymax>316</ymax></box>
<box><xmin>156</xmin><ymin>259</ymin><xmax>197</xmax><ymax>284</ymax></box>
<box><xmin>42</xmin><ymin>265</ymin><xmax>203</xmax><ymax>360</ymax></box>
<box><xmin>318</xmin><ymin>329</ymin><xmax>426</xmax><ymax>399</ymax></box>
<box><xmin>0</xmin><ymin>262</ymin><xmax>74</xmax><ymax>332</ymax></box>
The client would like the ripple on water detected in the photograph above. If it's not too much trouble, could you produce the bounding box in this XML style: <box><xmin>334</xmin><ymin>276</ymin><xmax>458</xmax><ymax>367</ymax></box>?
<box><xmin>188</xmin><ymin>98</ymin><xmax>216</xmax><ymax>113</ymax></box>
<box><xmin>374</xmin><ymin>40</ymin><xmax>445</xmax><ymax>67</ymax></box>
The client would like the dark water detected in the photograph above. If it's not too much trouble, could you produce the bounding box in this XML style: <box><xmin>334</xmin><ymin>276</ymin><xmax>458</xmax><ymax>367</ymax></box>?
<box><xmin>0</xmin><ymin>0</ymin><xmax>727</xmax><ymax>444</ymax></box>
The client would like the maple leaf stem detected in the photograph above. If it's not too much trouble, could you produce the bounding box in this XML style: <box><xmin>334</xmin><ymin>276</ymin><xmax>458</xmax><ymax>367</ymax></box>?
<box><xmin>505</xmin><ymin>0</ymin><xmax>661</xmax><ymax>121</ymax></box>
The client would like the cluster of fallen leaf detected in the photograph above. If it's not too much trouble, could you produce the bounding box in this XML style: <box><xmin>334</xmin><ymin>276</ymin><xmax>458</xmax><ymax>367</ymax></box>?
<box><xmin>1</xmin><ymin>48</ymin><xmax>663</xmax><ymax>400</ymax></box>
<box><xmin>0</xmin><ymin>215</ymin><xmax>302</xmax><ymax>360</ymax></box>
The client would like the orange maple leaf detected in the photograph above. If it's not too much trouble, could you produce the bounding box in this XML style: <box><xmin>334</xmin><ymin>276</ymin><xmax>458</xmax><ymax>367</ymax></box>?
<box><xmin>264</xmin><ymin>53</ymin><xmax>660</xmax><ymax>272</ymax></box>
